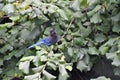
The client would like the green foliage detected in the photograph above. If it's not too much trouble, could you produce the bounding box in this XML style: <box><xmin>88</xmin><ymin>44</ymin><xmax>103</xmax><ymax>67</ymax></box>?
<box><xmin>0</xmin><ymin>0</ymin><xmax>120</xmax><ymax>80</ymax></box>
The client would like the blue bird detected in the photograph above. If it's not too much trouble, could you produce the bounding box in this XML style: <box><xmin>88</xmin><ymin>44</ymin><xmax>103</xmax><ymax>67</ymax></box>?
<box><xmin>28</xmin><ymin>28</ymin><xmax>58</xmax><ymax>49</ymax></box>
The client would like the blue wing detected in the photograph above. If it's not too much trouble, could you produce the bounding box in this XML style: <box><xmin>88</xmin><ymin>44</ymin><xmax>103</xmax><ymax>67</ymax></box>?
<box><xmin>28</xmin><ymin>41</ymin><xmax>42</xmax><ymax>49</ymax></box>
<box><xmin>40</xmin><ymin>38</ymin><xmax>52</xmax><ymax>46</ymax></box>
<box><xmin>28</xmin><ymin>38</ymin><xmax>52</xmax><ymax>49</ymax></box>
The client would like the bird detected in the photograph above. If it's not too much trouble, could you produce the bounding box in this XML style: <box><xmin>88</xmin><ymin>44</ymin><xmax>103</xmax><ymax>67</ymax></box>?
<box><xmin>28</xmin><ymin>28</ymin><xmax>58</xmax><ymax>49</ymax></box>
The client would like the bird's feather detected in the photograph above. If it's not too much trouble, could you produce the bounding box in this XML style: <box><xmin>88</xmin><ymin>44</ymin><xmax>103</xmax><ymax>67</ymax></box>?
<box><xmin>28</xmin><ymin>28</ymin><xmax>58</xmax><ymax>49</ymax></box>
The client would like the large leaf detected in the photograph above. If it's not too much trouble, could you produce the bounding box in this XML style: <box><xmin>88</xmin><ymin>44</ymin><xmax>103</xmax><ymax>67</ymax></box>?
<box><xmin>112</xmin><ymin>56</ymin><xmax>120</xmax><ymax>67</ymax></box>
<box><xmin>80</xmin><ymin>0</ymin><xmax>89</xmax><ymax>8</ymax></box>
<box><xmin>57</xmin><ymin>9</ymin><xmax>68</xmax><ymax>20</ymax></box>
<box><xmin>94</xmin><ymin>33</ymin><xmax>107</xmax><ymax>43</ymax></box>
<box><xmin>87</xmin><ymin>0</ymin><xmax>98</xmax><ymax>6</ymax></box>
<box><xmin>47</xmin><ymin>62</ymin><xmax>57</xmax><ymax>70</ymax></box>
<box><xmin>24</xmin><ymin>73</ymin><xmax>40</xmax><ymax>80</ymax></box>
<box><xmin>77</xmin><ymin>60</ymin><xmax>88</xmax><ymax>71</ymax></box>
<box><xmin>58</xmin><ymin>65</ymin><xmax>69</xmax><ymax>80</ymax></box>
<box><xmin>32</xmin><ymin>65</ymin><xmax>44</xmax><ymax>73</ymax></box>
<box><xmin>114</xmin><ymin>67</ymin><xmax>120</xmax><ymax>76</ymax></box>
<box><xmin>112</xmin><ymin>22</ymin><xmax>120</xmax><ymax>33</ymax></box>
<box><xmin>42</xmin><ymin>70</ymin><xmax>56</xmax><ymax>80</ymax></box>
<box><xmin>111</xmin><ymin>13</ymin><xmax>120</xmax><ymax>22</ymax></box>
<box><xmin>88</xmin><ymin>47</ymin><xmax>99</xmax><ymax>55</ymax></box>
<box><xmin>90</xmin><ymin>13</ymin><xmax>102</xmax><ymax>23</ymax></box>
<box><xmin>77</xmin><ymin>49</ymin><xmax>92</xmax><ymax>71</ymax></box>
<box><xmin>87</xmin><ymin>5</ymin><xmax>101</xmax><ymax>17</ymax></box>
<box><xmin>19</xmin><ymin>61</ymin><xmax>30</xmax><ymax>74</ymax></box>
<box><xmin>106</xmin><ymin>52</ymin><xmax>116</xmax><ymax>60</ymax></box>
<box><xmin>77</xmin><ymin>21</ymin><xmax>91</xmax><ymax>37</ymax></box>
<box><xmin>2</xmin><ymin>4</ymin><xmax>15</xmax><ymax>14</ymax></box>
<box><xmin>70</xmin><ymin>0</ymin><xmax>80</xmax><ymax>11</ymax></box>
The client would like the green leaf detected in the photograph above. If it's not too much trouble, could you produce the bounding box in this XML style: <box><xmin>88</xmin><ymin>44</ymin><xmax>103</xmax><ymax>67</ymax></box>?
<box><xmin>0</xmin><ymin>59</ymin><xmax>3</xmax><ymax>65</ymax></box>
<box><xmin>77</xmin><ymin>49</ymin><xmax>92</xmax><ymax>71</ymax></box>
<box><xmin>20</xmin><ymin>56</ymin><xmax>35</xmax><ymax>62</ymax></box>
<box><xmin>19</xmin><ymin>0</ymin><xmax>32</xmax><ymax>8</ymax></box>
<box><xmin>111</xmin><ymin>13</ymin><xmax>120</xmax><ymax>22</ymax></box>
<box><xmin>47</xmin><ymin>62</ymin><xmax>57</xmax><ymax>70</ymax></box>
<box><xmin>42</xmin><ymin>70</ymin><xmax>56</xmax><ymax>80</ymax></box>
<box><xmin>9</xmin><ymin>28</ymin><xmax>18</xmax><ymax>34</ymax></box>
<box><xmin>32</xmin><ymin>0</ymin><xmax>42</xmax><ymax>6</ymax></box>
<box><xmin>20</xmin><ymin>29</ymin><xmax>30</xmax><ymax>40</ymax></box>
<box><xmin>99</xmin><ymin>38</ymin><xmax>117</xmax><ymax>55</ymax></box>
<box><xmin>65</xmin><ymin>65</ymin><xmax>72</xmax><ymax>71</ymax></box>
<box><xmin>58</xmin><ymin>65</ymin><xmax>69</xmax><ymax>80</ymax></box>
<box><xmin>0</xmin><ymin>44</ymin><xmax>12</xmax><ymax>53</ymax></box>
<box><xmin>33</xmin><ymin>56</ymin><xmax>40</xmax><ymax>66</ymax></box>
<box><xmin>90</xmin><ymin>76</ymin><xmax>111</xmax><ymax>80</ymax></box>
<box><xmin>19</xmin><ymin>61</ymin><xmax>30</xmax><ymax>74</ymax></box>
<box><xmin>73</xmin><ymin>11</ymin><xmax>84</xmax><ymax>18</ymax></box>
<box><xmin>80</xmin><ymin>0</ymin><xmax>89</xmax><ymax>8</ymax></box>
<box><xmin>36</xmin><ymin>49</ymin><xmax>48</xmax><ymax>56</ymax></box>
<box><xmin>40</xmin><ymin>55</ymin><xmax>48</xmax><ymax>62</ymax></box>
<box><xmin>70</xmin><ymin>0</ymin><xmax>80</xmax><ymax>11</ymax></box>
<box><xmin>114</xmin><ymin>67</ymin><xmax>120</xmax><ymax>76</ymax></box>
<box><xmin>10</xmin><ymin>16</ymin><xmax>20</xmax><ymax>22</ymax></box>
<box><xmin>8</xmin><ymin>0</ymin><xmax>15</xmax><ymax>2</ymax></box>
<box><xmin>57</xmin><ymin>9</ymin><xmax>68</xmax><ymax>20</ymax></box>
<box><xmin>104</xmin><ymin>38</ymin><xmax>116</xmax><ymax>46</ymax></box>
<box><xmin>73</xmin><ymin>37</ymin><xmax>87</xmax><ymax>46</ymax></box>
<box><xmin>88</xmin><ymin>47</ymin><xmax>99</xmax><ymax>55</ymax></box>
<box><xmin>53</xmin><ymin>54</ymin><xmax>63</xmax><ymax>58</ymax></box>
<box><xmin>112</xmin><ymin>56</ymin><xmax>120</xmax><ymax>66</ymax></box>
<box><xmin>77</xmin><ymin>21</ymin><xmax>91</xmax><ymax>37</ymax></box>
<box><xmin>94</xmin><ymin>33</ymin><xmax>107</xmax><ymax>43</ymax></box>
<box><xmin>32</xmin><ymin>65</ymin><xmax>44</xmax><ymax>73</ymax></box>
<box><xmin>0</xmin><ymin>68</ymin><xmax>2</xmax><ymax>74</ymax></box>
<box><xmin>87</xmin><ymin>5</ymin><xmax>101</xmax><ymax>17</ymax></box>
<box><xmin>24</xmin><ymin>73</ymin><xmax>40</xmax><ymax>80</ymax></box>
<box><xmin>112</xmin><ymin>22</ymin><xmax>120</xmax><ymax>33</ymax></box>
<box><xmin>67</xmin><ymin>48</ymin><xmax>73</xmax><ymax>58</ymax></box>
<box><xmin>106</xmin><ymin>52</ymin><xmax>116</xmax><ymax>60</ymax></box>
<box><xmin>93</xmin><ymin>5</ymin><xmax>102</xmax><ymax>12</ymax></box>
<box><xmin>2</xmin><ymin>4</ymin><xmax>15</xmax><ymax>14</ymax></box>
<box><xmin>15</xmin><ymin>49</ymin><xmax>25</xmax><ymax>57</ymax></box>
<box><xmin>87</xmin><ymin>0</ymin><xmax>98</xmax><ymax>6</ymax></box>
<box><xmin>0</xmin><ymin>23</ymin><xmax>14</xmax><ymax>28</ymax></box>
<box><xmin>90</xmin><ymin>13</ymin><xmax>102</xmax><ymax>23</ymax></box>
<box><xmin>96</xmin><ymin>25</ymin><xmax>110</xmax><ymax>33</ymax></box>
<box><xmin>77</xmin><ymin>60</ymin><xmax>88</xmax><ymax>71</ymax></box>
<box><xmin>4</xmin><ymin>50</ymin><xmax>18</xmax><ymax>60</ymax></box>
<box><xmin>99</xmin><ymin>46</ymin><xmax>109</xmax><ymax>55</ymax></box>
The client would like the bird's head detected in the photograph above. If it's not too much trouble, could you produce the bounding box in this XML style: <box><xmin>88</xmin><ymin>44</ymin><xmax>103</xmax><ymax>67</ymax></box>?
<box><xmin>50</xmin><ymin>28</ymin><xmax>56</xmax><ymax>36</ymax></box>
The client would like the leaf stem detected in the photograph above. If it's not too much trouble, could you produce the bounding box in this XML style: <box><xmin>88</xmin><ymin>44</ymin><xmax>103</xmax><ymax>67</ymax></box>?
<box><xmin>59</xmin><ymin>18</ymin><xmax>75</xmax><ymax>41</ymax></box>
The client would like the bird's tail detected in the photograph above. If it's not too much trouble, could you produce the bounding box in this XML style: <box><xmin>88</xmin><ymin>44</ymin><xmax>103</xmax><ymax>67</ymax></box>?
<box><xmin>28</xmin><ymin>42</ymin><xmax>42</xmax><ymax>49</ymax></box>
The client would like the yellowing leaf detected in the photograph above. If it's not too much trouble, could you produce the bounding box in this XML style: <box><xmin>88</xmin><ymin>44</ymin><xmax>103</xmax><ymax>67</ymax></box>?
<box><xmin>10</xmin><ymin>16</ymin><xmax>20</xmax><ymax>21</ymax></box>
<box><xmin>65</xmin><ymin>66</ymin><xmax>72</xmax><ymax>71</ymax></box>
<box><xmin>61</xmin><ymin>55</ymin><xmax>65</xmax><ymax>61</ymax></box>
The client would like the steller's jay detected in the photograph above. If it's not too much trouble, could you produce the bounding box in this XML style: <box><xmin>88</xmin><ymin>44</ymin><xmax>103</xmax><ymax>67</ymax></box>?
<box><xmin>28</xmin><ymin>28</ymin><xmax>58</xmax><ymax>49</ymax></box>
